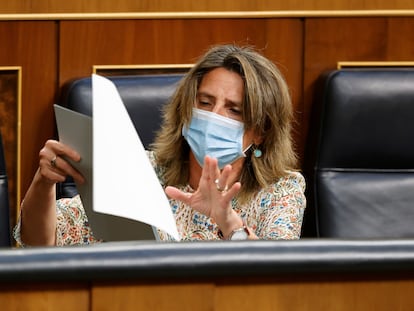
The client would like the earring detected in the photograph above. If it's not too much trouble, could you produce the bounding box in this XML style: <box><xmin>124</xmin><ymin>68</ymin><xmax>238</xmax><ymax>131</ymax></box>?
<box><xmin>253</xmin><ymin>146</ymin><xmax>262</xmax><ymax>158</ymax></box>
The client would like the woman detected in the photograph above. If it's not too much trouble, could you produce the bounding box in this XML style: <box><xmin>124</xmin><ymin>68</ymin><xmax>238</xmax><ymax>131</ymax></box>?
<box><xmin>15</xmin><ymin>44</ymin><xmax>306</xmax><ymax>246</ymax></box>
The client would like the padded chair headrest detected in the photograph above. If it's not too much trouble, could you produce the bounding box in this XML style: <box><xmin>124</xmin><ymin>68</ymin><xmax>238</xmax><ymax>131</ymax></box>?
<box><xmin>317</xmin><ymin>69</ymin><xmax>414</xmax><ymax>170</ymax></box>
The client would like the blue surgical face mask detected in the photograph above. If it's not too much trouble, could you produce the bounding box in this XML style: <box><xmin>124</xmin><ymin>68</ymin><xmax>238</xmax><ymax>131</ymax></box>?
<box><xmin>182</xmin><ymin>108</ymin><xmax>249</xmax><ymax>168</ymax></box>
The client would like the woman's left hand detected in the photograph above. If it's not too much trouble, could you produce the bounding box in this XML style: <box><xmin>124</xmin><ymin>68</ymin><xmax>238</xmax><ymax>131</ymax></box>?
<box><xmin>165</xmin><ymin>156</ymin><xmax>243</xmax><ymax>234</ymax></box>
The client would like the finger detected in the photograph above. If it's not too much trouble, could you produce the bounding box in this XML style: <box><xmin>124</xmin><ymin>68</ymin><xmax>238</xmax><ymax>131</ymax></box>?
<box><xmin>206</xmin><ymin>156</ymin><xmax>220</xmax><ymax>184</ymax></box>
<box><xmin>39</xmin><ymin>144</ymin><xmax>85</xmax><ymax>184</ymax></box>
<box><xmin>50</xmin><ymin>155</ymin><xmax>57</xmax><ymax>168</ymax></box>
<box><xmin>39</xmin><ymin>157</ymin><xmax>83</xmax><ymax>184</ymax></box>
<box><xmin>165</xmin><ymin>186</ymin><xmax>191</xmax><ymax>204</ymax></box>
<box><xmin>45</xmin><ymin>140</ymin><xmax>84</xmax><ymax>181</ymax></box>
<box><xmin>214</xmin><ymin>178</ymin><xmax>228</xmax><ymax>192</ymax></box>
<box><xmin>202</xmin><ymin>156</ymin><xmax>215</xmax><ymax>181</ymax></box>
<box><xmin>71</xmin><ymin>171</ymin><xmax>85</xmax><ymax>184</ymax></box>
<box><xmin>45</xmin><ymin>140</ymin><xmax>81</xmax><ymax>163</ymax></box>
<box><xmin>215</xmin><ymin>164</ymin><xmax>232</xmax><ymax>191</ymax></box>
<box><xmin>222</xmin><ymin>181</ymin><xmax>241</xmax><ymax>201</ymax></box>
<box><xmin>59</xmin><ymin>158</ymin><xmax>85</xmax><ymax>184</ymax></box>
<box><xmin>39</xmin><ymin>143</ymin><xmax>58</xmax><ymax>165</ymax></box>
<box><xmin>38</xmin><ymin>162</ymin><xmax>67</xmax><ymax>184</ymax></box>
<box><xmin>51</xmin><ymin>156</ymin><xmax>85</xmax><ymax>184</ymax></box>
<box><xmin>199</xmin><ymin>156</ymin><xmax>217</xmax><ymax>192</ymax></box>
<box><xmin>220</xmin><ymin>164</ymin><xmax>232</xmax><ymax>180</ymax></box>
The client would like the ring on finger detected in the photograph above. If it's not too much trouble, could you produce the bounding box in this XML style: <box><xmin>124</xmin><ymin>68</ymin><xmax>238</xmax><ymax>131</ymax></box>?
<box><xmin>214</xmin><ymin>178</ymin><xmax>228</xmax><ymax>193</ymax></box>
<box><xmin>50</xmin><ymin>156</ymin><xmax>57</xmax><ymax>168</ymax></box>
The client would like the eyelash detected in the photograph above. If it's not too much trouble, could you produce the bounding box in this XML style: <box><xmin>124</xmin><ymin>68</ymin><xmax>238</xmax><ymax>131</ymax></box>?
<box><xmin>197</xmin><ymin>99</ymin><xmax>242</xmax><ymax>116</ymax></box>
<box><xmin>230</xmin><ymin>108</ymin><xmax>241</xmax><ymax>115</ymax></box>
<box><xmin>198</xmin><ymin>100</ymin><xmax>211</xmax><ymax>106</ymax></box>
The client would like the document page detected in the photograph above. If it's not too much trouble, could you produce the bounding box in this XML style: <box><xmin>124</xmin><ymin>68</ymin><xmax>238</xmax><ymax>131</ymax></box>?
<box><xmin>54</xmin><ymin>74</ymin><xmax>180</xmax><ymax>241</ymax></box>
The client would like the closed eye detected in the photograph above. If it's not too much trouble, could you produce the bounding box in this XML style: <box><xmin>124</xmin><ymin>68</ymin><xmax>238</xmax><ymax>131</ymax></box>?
<box><xmin>229</xmin><ymin>107</ymin><xmax>241</xmax><ymax>115</ymax></box>
<box><xmin>196</xmin><ymin>93</ymin><xmax>215</xmax><ymax>109</ymax></box>
<box><xmin>198</xmin><ymin>100</ymin><xmax>212</xmax><ymax>107</ymax></box>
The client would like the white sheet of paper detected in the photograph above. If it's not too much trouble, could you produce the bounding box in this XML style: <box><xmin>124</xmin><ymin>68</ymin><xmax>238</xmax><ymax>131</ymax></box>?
<box><xmin>54</xmin><ymin>105</ymin><xmax>161</xmax><ymax>241</ymax></box>
<box><xmin>54</xmin><ymin>75</ymin><xmax>180</xmax><ymax>242</ymax></box>
<box><xmin>92</xmin><ymin>74</ymin><xmax>180</xmax><ymax>241</ymax></box>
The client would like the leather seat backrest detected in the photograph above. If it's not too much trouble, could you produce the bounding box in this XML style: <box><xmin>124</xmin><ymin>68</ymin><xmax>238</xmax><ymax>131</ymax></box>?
<box><xmin>60</xmin><ymin>74</ymin><xmax>184</xmax><ymax>149</ymax></box>
<box><xmin>307</xmin><ymin>69</ymin><xmax>414</xmax><ymax>238</ymax></box>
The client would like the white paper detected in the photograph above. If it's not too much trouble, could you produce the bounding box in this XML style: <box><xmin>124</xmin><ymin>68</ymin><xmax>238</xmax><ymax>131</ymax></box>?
<box><xmin>54</xmin><ymin>74</ymin><xmax>180</xmax><ymax>241</ymax></box>
<box><xmin>55</xmin><ymin>105</ymin><xmax>161</xmax><ymax>241</ymax></box>
<box><xmin>92</xmin><ymin>74</ymin><xmax>180</xmax><ymax>241</ymax></box>
<box><xmin>54</xmin><ymin>105</ymin><xmax>163</xmax><ymax>241</ymax></box>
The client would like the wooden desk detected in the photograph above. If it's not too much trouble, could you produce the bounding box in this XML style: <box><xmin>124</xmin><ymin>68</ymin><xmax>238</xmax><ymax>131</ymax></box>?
<box><xmin>1</xmin><ymin>239</ymin><xmax>414</xmax><ymax>310</ymax></box>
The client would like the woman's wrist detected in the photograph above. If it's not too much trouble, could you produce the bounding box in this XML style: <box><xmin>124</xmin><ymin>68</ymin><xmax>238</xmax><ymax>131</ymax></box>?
<box><xmin>217</xmin><ymin>211</ymin><xmax>244</xmax><ymax>239</ymax></box>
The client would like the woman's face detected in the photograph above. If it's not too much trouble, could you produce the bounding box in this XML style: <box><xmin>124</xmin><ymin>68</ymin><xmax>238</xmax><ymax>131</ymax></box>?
<box><xmin>195</xmin><ymin>67</ymin><xmax>260</xmax><ymax>151</ymax></box>
<box><xmin>186</xmin><ymin>67</ymin><xmax>262</xmax><ymax>187</ymax></box>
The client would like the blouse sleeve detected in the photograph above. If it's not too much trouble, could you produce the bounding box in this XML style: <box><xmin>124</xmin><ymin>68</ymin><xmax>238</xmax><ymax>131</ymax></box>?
<box><xmin>255</xmin><ymin>171</ymin><xmax>306</xmax><ymax>240</ymax></box>
<box><xmin>54</xmin><ymin>195</ymin><xmax>100</xmax><ymax>246</ymax></box>
<box><xmin>157</xmin><ymin>228</ymin><xmax>220</xmax><ymax>241</ymax></box>
<box><xmin>13</xmin><ymin>195</ymin><xmax>100</xmax><ymax>247</ymax></box>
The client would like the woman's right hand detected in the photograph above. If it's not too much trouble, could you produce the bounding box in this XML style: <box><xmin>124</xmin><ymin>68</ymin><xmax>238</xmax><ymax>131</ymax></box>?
<box><xmin>38</xmin><ymin>139</ymin><xmax>85</xmax><ymax>185</ymax></box>
<box><xmin>19</xmin><ymin>139</ymin><xmax>84</xmax><ymax>246</ymax></box>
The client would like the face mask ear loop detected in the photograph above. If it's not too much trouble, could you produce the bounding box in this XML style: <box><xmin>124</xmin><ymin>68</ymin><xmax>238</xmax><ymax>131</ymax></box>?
<box><xmin>243</xmin><ymin>144</ymin><xmax>253</xmax><ymax>155</ymax></box>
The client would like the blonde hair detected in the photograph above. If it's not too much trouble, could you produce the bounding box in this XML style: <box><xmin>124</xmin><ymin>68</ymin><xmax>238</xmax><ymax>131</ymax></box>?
<box><xmin>152</xmin><ymin>44</ymin><xmax>297</xmax><ymax>203</ymax></box>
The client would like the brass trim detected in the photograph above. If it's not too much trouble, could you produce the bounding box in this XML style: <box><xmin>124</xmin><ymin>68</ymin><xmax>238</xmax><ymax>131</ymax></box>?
<box><xmin>92</xmin><ymin>64</ymin><xmax>193</xmax><ymax>74</ymax></box>
<box><xmin>0</xmin><ymin>66</ymin><xmax>22</xmax><ymax>221</ymax></box>
<box><xmin>1</xmin><ymin>10</ymin><xmax>414</xmax><ymax>21</ymax></box>
<box><xmin>338</xmin><ymin>61</ymin><xmax>414</xmax><ymax>69</ymax></box>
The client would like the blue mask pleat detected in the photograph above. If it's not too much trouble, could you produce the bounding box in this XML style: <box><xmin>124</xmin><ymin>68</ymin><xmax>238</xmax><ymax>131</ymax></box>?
<box><xmin>182</xmin><ymin>108</ymin><xmax>246</xmax><ymax>168</ymax></box>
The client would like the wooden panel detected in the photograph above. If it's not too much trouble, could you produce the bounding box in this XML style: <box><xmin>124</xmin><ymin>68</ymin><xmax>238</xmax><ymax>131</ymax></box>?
<box><xmin>0</xmin><ymin>68</ymin><xmax>19</xmax><ymax>230</ymax></box>
<box><xmin>215</xmin><ymin>279</ymin><xmax>414</xmax><ymax>310</ymax></box>
<box><xmin>91</xmin><ymin>278</ymin><xmax>414</xmax><ymax>310</ymax></box>
<box><xmin>387</xmin><ymin>18</ymin><xmax>414</xmax><ymax>58</ymax></box>
<box><xmin>0</xmin><ymin>277</ymin><xmax>412</xmax><ymax>310</ymax></box>
<box><xmin>0</xmin><ymin>21</ymin><xmax>57</xmax><ymax>226</ymax></box>
<box><xmin>1</xmin><ymin>0</ymin><xmax>414</xmax><ymax>13</ymax></box>
<box><xmin>92</xmin><ymin>281</ymin><xmax>214</xmax><ymax>311</ymax></box>
<box><xmin>1</xmin><ymin>277</ymin><xmax>413</xmax><ymax>310</ymax></box>
<box><xmin>0</xmin><ymin>283</ymin><xmax>89</xmax><ymax>311</ymax></box>
<box><xmin>263</xmin><ymin>19</ymin><xmax>304</xmax><ymax>157</ymax></box>
<box><xmin>303</xmin><ymin>17</ymin><xmax>414</xmax><ymax>148</ymax></box>
<box><xmin>59</xmin><ymin>19</ymin><xmax>302</xmax><ymax>85</ymax></box>
<box><xmin>59</xmin><ymin>18</ymin><xmax>304</xmax><ymax>160</ymax></box>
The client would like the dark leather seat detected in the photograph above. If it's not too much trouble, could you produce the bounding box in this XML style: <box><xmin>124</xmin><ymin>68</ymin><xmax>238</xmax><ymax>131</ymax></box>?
<box><xmin>57</xmin><ymin>74</ymin><xmax>184</xmax><ymax>198</ymax></box>
<box><xmin>0</xmin><ymin>132</ymin><xmax>11</xmax><ymax>247</ymax></box>
<box><xmin>305</xmin><ymin>69</ymin><xmax>414</xmax><ymax>238</ymax></box>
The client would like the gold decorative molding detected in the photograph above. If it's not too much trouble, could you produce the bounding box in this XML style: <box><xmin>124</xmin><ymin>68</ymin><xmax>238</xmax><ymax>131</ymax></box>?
<box><xmin>338</xmin><ymin>61</ymin><xmax>414</xmax><ymax>69</ymax></box>
<box><xmin>0</xmin><ymin>66</ymin><xmax>22</xmax><ymax>222</ymax></box>
<box><xmin>1</xmin><ymin>10</ymin><xmax>414</xmax><ymax>21</ymax></box>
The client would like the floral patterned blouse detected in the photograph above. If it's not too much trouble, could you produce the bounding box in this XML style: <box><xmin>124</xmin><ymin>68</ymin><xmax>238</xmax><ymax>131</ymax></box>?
<box><xmin>14</xmin><ymin>151</ymin><xmax>306</xmax><ymax>246</ymax></box>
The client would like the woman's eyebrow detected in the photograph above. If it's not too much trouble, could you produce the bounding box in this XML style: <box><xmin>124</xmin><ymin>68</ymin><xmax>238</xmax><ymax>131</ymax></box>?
<box><xmin>197</xmin><ymin>91</ymin><xmax>242</xmax><ymax>107</ymax></box>
<box><xmin>197</xmin><ymin>91</ymin><xmax>215</xmax><ymax>99</ymax></box>
<box><xmin>227</xmin><ymin>99</ymin><xmax>242</xmax><ymax>105</ymax></box>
